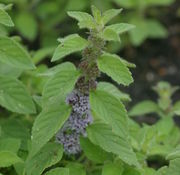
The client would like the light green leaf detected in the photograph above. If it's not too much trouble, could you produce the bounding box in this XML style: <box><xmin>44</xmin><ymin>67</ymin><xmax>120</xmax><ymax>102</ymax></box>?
<box><xmin>102</xmin><ymin>9</ymin><xmax>122</xmax><ymax>25</ymax></box>
<box><xmin>165</xmin><ymin>158</ymin><xmax>180</xmax><ymax>175</ymax></box>
<box><xmin>98</xmin><ymin>53</ymin><xmax>133</xmax><ymax>86</ymax></box>
<box><xmin>42</xmin><ymin>69</ymin><xmax>80</xmax><ymax>106</ymax></box>
<box><xmin>102</xmin><ymin>162</ymin><xmax>124</xmax><ymax>175</ymax></box>
<box><xmin>15</xmin><ymin>12</ymin><xmax>38</xmax><ymax>40</ymax></box>
<box><xmin>87</xmin><ymin>123</ymin><xmax>139</xmax><ymax>167</ymax></box>
<box><xmin>91</xmin><ymin>5</ymin><xmax>102</xmax><ymax>24</ymax></box>
<box><xmin>0</xmin><ymin>9</ymin><xmax>14</xmax><ymax>27</ymax></box>
<box><xmin>105</xmin><ymin>23</ymin><xmax>135</xmax><ymax>35</ymax></box>
<box><xmin>30</xmin><ymin>99</ymin><xmax>71</xmax><ymax>157</ymax></box>
<box><xmin>90</xmin><ymin>90</ymin><xmax>128</xmax><ymax>138</ymax></box>
<box><xmin>66</xmin><ymin>163</ymin><xmax>86</xmax><ymax>175</ymax></box>
<box><xmin>0</xmin><ymin>75</ymin><xmax>36</xmax><ymax>114</ymax></box>
<box><xmin>45</xmin><ymin>168</ymin><xmax>69</xmax><ymax>175</ymax></box>
<box><xmin>52</xmin><ymin>34</ymin><xmax>88</xmax><ymax>61</ymax></box>
<box><xmin>102</xmin><ymin>28</ymin><xmax>120</xmax><ymax>42</ymax></box>
<box><xmin>166</xmin><ymin>145</ymin><xmax>180</xmax><ymax>160</ymax></box>
<box><xmin>97</xmin><ymin>82</ymin><xmax>131</xmax><ymax>102</ymax></box>
<box><xmin>26</xmin><ymin>143</ymin><xmax>63</xmax><ymax>175</ymax></box>
<box><xmin>67</xmin><ymin>11</ymin><xmax>95</xmax><ymax>29</ymax></box>
<box><xmin>0</xmin><ymin>151</ymin><xmax>23</xmax><ymax>168</ymax></box>
<box><xmin>80</xmin><ymin>137</ymin><xmax>112</xmax><ymax>163</ymax></box>
<box><xmin>0</xmin><ymin>36</ymin><xmax>35</xmax><ymax>70</ymax></box>
<box><xmin>172</xmin><ymin>101</ymin><xmax>180</xmax><ymax>115</ymax></box>
<box><xmin>129</xmin><ymin>100</ymin><xmax>159</xmax><ymax>116</ymax></box>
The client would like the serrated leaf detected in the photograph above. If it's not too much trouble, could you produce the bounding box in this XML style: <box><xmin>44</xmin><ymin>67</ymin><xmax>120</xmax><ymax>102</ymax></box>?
<box><xmin>0</xmin><ymin>151</ymin><xmax>23</xmax><ymax>168</ymax></box>
<box><xmin>52</xmin><ymin>34</ymin><xmax>88</xmax><ymax>61</ymax></box>
<box><xmin>105</xmin><ymin>23</ymin><xmax>135</xmax><ymax>35</ymax></box>
<box><xmin>30</xmin><ymin>99</ymin><xmax>71</xmax><ymax>158</ymax></box>
<box><xmin>26</xmin><ymin>143</ymin><xmax>63</xmax><ymax>175</ymax></box>
<box><xmin>45</xmin><ymin>168</ymin><xmax>69</xmax><ymax>175</ymax></box>
<box><xmin>66</xmin><ymin>163</ymin><xmax>86</xmax><ymax>175</ymax></box>
<box><xmin>80</xmin><ymin>137</ymin><xmax>112</xmax><ymax>163</ymax></box>
<box><xmin>90</xmin><ymin>90</ymin><xmax>128</xmax><ymax>138</ymax></box>
<box><xmin>0</xmin><ymin>75</ymin><xmax>36</xmax><ymax>114</ymax></box>
<box><xmin>98</xmin><ymin>53</ymin><xmax>133</xmax><ymax>86</ymax></box>
<box><xmin>87</xmin><ymin>123</ymin><xmax>139</xmax><ymax>167</ymax></box>
<box><xmin>102</xmin><ymin>9</ymin><xmax>122</xmax><ymax>25</ymax></box>
<box><xmin>0</xmin><ymin>36</ymin><xmax>35</xmax><ymax>70</ymax></box>
<box><xmin>0</xmin><ymin>9</ymin><xmax>14</xmax><ymax>27</ymax></box>
<box><xmin>15</xmin><ymin>12</ymin><xmax>38</xmax><ymax>40</ymax></box>
<box><xmin>38</xmin><ymin>62</ymin><xmax>76</xmax><ymax>77</ymax></box>
<box><xmin>67</xmin><ymin>11</ymin><xmax>95</xmax><ymax>29</ymax></box>
<box><xmin>129</xmin><ymin>100</ymin><xmax>159</xmax><ymax>116</ymax></box>
<box><xmin>102</xmin><ymin>162</ymin><xmax>124</xmax><ymax>175</ymax></box>
<box><xmin>97</xmin><ymin>82</ymin><xmax>131</xmax><ymax>102</ymax></box>
<box><xmin>42</xmin><ymin>69</ymin><xmax>80</xmax><ymax>106</ymax></box>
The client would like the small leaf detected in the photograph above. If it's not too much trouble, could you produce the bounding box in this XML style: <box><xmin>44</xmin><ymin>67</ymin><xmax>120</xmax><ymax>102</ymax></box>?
<box><xmin>52</xmin><ymin>34</ymin><xmax>88</xmax><ymax>61</ymax></box>
<box><xmin>129</xmin><ymin>100</ymin><xmax>160</xmax><ymax>116</ymax></box>
<box><xmin>102</xmin><ymin>162</ymin><xmax>124</xmax><ymax>175</ymax></box>
<box><xmin>102</xmin><ymin>28</ymin><xmax>120</xmax><ymax>42</ymax></box>
<box><xmin>0</xmin><ymin>9</ymin><xmax>14</xmax><ymax>27</ymax></box>
<box><xmin>42</xmin><ymin>69</ymin><xmax>80</xmax><ymax>106</ymax></box>
<box><xmin>87</xmin><ymin>123</ymin><xmax>139</xmax><ymax>167</ymax></box>
<box><xmin>98</xmin><ymin>53</ymin><xmax>133</xmax><ymax>86</ymax></box>
<box><xmin>102</xmin><ymin>9</ymin><xmax>122</xmax><ymax>25</ymax></box>
<box><xmin>67</xmin><ymin>11</ymin><xmax>95</xmax><ymax>29</ymax></box>
<box><xmin>0</xmin><ymin>36</ymin><xmax>35</xmax><ymax>70</ymax></box>
<box><xmin>90</xmin><ymin>90</ymin><xmax>128</xmax><ymax>138</ymax></box>
<box><xmin>80</xmin><ymin>137</ymin><xmax>112</xmax><ymax>163</ymax></box>
<box><xmin>30</xmin><ymin>99</ymin><xmax>71</xmax><ymax>157</ymax></box>
<box><xmin>97</xmin><ymin>82</ymin><xmax>131</xmax><ymax>102</ymax></box>
<box><xmin>166</xmin><ymin>145</ymin><xmax>180</xmax><ymax>160</ymax></box>
<box><xmin>45</xmin><ymin>168</ymin><xmax>69</xmax><ymax>175</ymax></box>
<box><xmin>91</xmin><ymin>5</ymin><xmax>102</xmax><ymax>24</ymax></box>
<box><xmin>66</xmin><ymin>163</ymin><xmax>86</xmax><ymax>175</ymax></box>
<box><xmin>0</xmin><ymin>151</ymin><xmax>23</xmax><ymax>168</ymax></box>
<box><xmin>0</xmin><ymin>75</ymin><xmax>36</xmax><ymax>114</ymax></box>
<box><xmin>26</xmin><ymin>143</ymin><xmax>63</xmax><ymax>175</ymax></box>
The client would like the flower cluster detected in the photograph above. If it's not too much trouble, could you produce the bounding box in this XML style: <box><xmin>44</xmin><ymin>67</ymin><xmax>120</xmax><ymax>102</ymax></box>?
<box><xmin>56</xmin><ymin>90</ymin><xmax>93</xmax><ymax>154</ymax></box>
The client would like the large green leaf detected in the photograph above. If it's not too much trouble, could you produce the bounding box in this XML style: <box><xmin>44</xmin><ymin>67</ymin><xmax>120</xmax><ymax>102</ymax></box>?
<box><xmin>42</xmin><ymin>69</ymin><xmax>80</xmax><ymax>106</ymax></box>
<box><xmin>87</xmin><ymin>123</ymin><xmax>139</xmax><ymax>167</ymax></box>
<box><xmin>102</xmin><ymin>162</ymin><xmax>124</xmax><ymax>175</ymax></box>
<box><xmin>129</xmin><ymin>100</ymin><xmax>160</xmax><ymax>116</ymax></box>
<box><xmin>80</xmin><ymin>137</ymin><xmax>112</xmax><ymax>163</ymax></box>
<box><xmin>30</xmin><ymin>99</ymin><xmax>71</xmax><ymax>157</ymax></box>
<box><xmin>165</xmin><ymin>158</ymin><xmax>180</xmax><ymax>175</ymax></box>
<box><xmin>0</xmin><ymin>36</ymin><xmax>35</xmax><ymax>69</ymax></box>
<box><xmin>97</xmin><ymin>82</ymin><xmax>131</xmax><ymax>102</ymax></box>
<box><xmin>52</xmin><ymin>34</ymin><xmax>88</xmax><ymax>61</ymax></box>
<box><xmin>166</xmin><ymin>145</ymin><xmax>180</xmax><ymax>160</ymax></box>
<box><xmin>0</xmin><ymin>151</ymin><xmax>23</xmax><ymax>168</ymax></box>
<box><xmin>90</xmin><ymin>90</ymin><xmax>128</xmax><ymax>138</ymax></box>
<box><xmin>0</xmin><ymin>75</ymin><xmax>36</xmax><ymax>114</ymax></box>
<box><xmin>67</xmin><ymin>11</ymin><xmax>95</xmax><ymax>29</ymax></box>
<box><xmin>26</xmin><ymin>143</ymin><xmax>63</xmax><ymax>175</ymax></box>
<box><xmin>0</xmin><ymin>9</ymin><xmax>14</xmax><ymax>27</ymax></box>
<box><xmin>98</xmin><ymin>53</ymin><xmax>133</xmax><ymax>86</ymax></box>
<box><xmin>45</xmin><ymin>168</ymin><xmax>69</xmax><ymax>175</ymax></box>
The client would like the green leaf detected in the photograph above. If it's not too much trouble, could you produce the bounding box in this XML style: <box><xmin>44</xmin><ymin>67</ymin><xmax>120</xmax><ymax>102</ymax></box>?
<box><xmin>0</xmin><ymin>75</ymin><xmax>36</xmax><ymax>114</ymax></box>
<box><xmin>123</xmin><ymin>166</ymin><xmax>141</xmax><ymax>175</ymax></box>
<box><xmin>91</xmin><ymin>5</ymin><xmax>102</xmax><ymax>24</ymax></box>
<box><xmin>113</xmin><ymin>0</ymin><xmax>137</xmax><ymax>8</ymax></box>
<box><xmin>166</xmin><ymin>145</ymin><xmax>180</xmax><ymax>160</ymax></box>
<box><xmin>26</xmin><ymin>143</ymin><xmax>63</xmax><ymax>175</ymax></box>
<box><xmin>52</xmin><ymin>34</ymin><xmax>88</xmax><ymax>62</ymax></box>
<box><xmin>30</xmin><ymin>99</ymin><xmax>71</xmax><ymax>157</ymax></box>
<box><xmin>0</xmin><ymin>9</ymin><xmax>14</xmax><ymax>27</ymax></box>
<box><xmin>172</xmin><ymin>101</ymin><xmax>180</xmax><ymax>115</ymax></box>
<box><xmin>98</xmin><ymin>53</ymin><xmax>133</xmax><ymax>86</ymax></box>
<box><xmin>80</xmin><ymin>137</ymin><xmax>112</xmax><ymax>163</ymax></box>
<box><xmin>102</xmin><ymin>28</ymin><xmax>120</xmax><ymax>42</ymax></box>
<box><xmin>90</xmin><ymin>90</ymin><xmax>128</xmax><ymax>138</ymax></box>
<box><xmin>97</xmin><ymin>82</ymin><xmax>131</xmax><ymax>102</ymax></box>
<box><xmin>105</xmin><ymin>23</ymin><xmax>135</xmax><ymax>35</ymax></box>
<box><xmin>0</xmin><ymin>36</ymin><xmax>35</xmax><ymax>70</ymax></box>
<box><xmin>67</xmin><ymin>11</ymin><xmax>95</xmax><ymax>29</ymax></box>
<box><xmin>129</xmin><ymin>100</ymin><xmax>159</xmax><ymax>116</ymax></box>
<box><xmin>15</xmin><ymin>12</ymin><xmax>38</xmax><ymax>40</ymax></box>
<box><xmin>165</xmin><ymin>158</ymin><xmax>180</xmax><ymax>175</ymax></box>
<box><xmin>66</xmin><ymin>163</ymin><xmax>86</xmax><ymax>175</ymax></box>
<box><xmin>87</xmin><ymin>123</ymin><xmax>139</xmax><ymax>167</ymax></box>
<box><xmin>42</xmin><ymin>69</ymin><xmax>80</xmax><ymax>106</ymax></box>
<box><xmin>45</xmin><ymin>168</ymin><xmax>69</xmax><ymax>175</ymax></box>
<box><xmin>102</xmin><ymin>162</ymin><xmax>124</xmax><ymax>175</ymax></box>
<box><xmin>0</xmin><ymin>151</ymin><xmax>23</xmax><ymax>168</ymax></box>
<box><xmin>102</xmin><ymin>9</ymin><xmax>122</xmax><ymax>25</ymax></box>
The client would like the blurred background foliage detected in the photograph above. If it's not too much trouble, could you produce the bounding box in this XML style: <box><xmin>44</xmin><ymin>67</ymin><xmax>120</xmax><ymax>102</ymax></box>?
<box><xmin>0</xmin><ymin>0</ymin><xmax>179</xmax><ymax>110</ymax></box>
